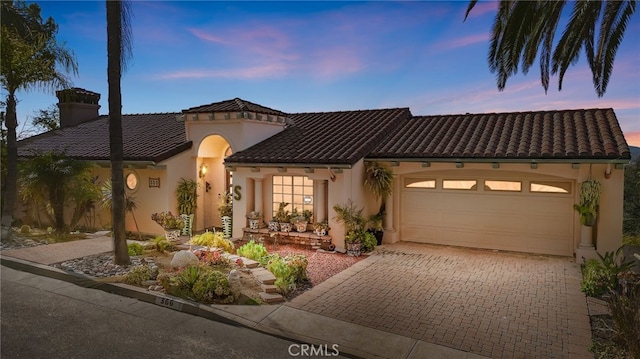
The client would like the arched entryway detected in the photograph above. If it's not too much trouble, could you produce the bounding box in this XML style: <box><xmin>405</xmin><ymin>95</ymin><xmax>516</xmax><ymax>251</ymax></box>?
<box><xmin>196</xmin><ymin>134</ymin><xmax>232</xmax><ymax>230</ymax></box>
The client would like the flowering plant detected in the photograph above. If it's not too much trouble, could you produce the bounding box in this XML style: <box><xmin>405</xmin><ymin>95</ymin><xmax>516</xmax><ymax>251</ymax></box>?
<box><xmin>151</xmin><ymin>211</ymin><xmax>185</xmax><ymax>230</ymax></box>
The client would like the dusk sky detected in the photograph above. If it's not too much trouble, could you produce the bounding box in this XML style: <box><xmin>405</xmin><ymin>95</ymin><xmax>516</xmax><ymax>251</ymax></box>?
<box><xmin>11</xmin><ymin>1</ymin><xmax>640</xmax><ymax>147</ymax></box>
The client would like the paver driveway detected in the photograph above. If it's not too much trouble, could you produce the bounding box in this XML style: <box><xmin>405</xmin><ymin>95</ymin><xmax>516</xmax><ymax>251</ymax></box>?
<box><xmin>288</xmin><ymin>242</ymin><xmax>592</xmax><ymax>358</ymax></box>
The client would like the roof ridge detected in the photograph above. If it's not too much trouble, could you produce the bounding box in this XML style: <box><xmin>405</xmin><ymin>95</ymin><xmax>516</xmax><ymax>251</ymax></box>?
<box><xmin>415</xmin><ymin>108</ymin><xmax>614</xmax><ymax>118</ymax></box>
<box><xmin>292</xmin><ymin>107</ymin><xmax>411</xmax><ymax>116</ymax></box>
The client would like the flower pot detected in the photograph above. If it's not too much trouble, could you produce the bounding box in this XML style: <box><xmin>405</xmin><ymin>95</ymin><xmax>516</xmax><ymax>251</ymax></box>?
<box><xmin>268</xmin><ymin>221</ymin><xmax>279</xmax><ymax>232</ymax></box>
<box><xmin>367</xmin><ymin>229</ymin><xmax>383</xmax><ymax>245</ymax></box>
<box><xmin>279</xmin><ymin>222</ymin><xmax>292</xmax><ymax>233</ymax></box>
<box><xmin>295</xmin><ymin>221</ymin><xmax>308</xmax><ymax>233</ymax></box>
<box><xmin>248</xmin><ymin>219</ymin><xmax>260</xmax><ymax>230</ymax></box>
<box><xmin>314</xmin><ymin>228</ymin><xmax>327</xmax><ymax>237</ymax></box>
<box><xmin>164</xmin><ymin>229</ymin><xmax>181</xmax><ymax>242</ymax></box>
<box><xmin>346</xmin><ymin>242</ymin><xmax>361</xmax><ymax>257</ymax></box>
<box><xmin>221</xmin><ymin>215</ymin><xmax>232</xmax><ymax>239</ymax></box>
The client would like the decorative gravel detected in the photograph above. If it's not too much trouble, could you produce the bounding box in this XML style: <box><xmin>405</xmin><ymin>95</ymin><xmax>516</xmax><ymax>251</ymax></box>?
<box><xmin>52</xmin><ymin>254</ymin><xmax>157</xmax><ymax>278</ymax></box>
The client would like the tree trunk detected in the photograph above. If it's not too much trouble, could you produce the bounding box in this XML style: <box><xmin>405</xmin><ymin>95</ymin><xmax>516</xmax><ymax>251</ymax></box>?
<box><xmin>1</xmin><ymin>93</ymin><xmax>18</xmax><ymax>241</ymax></box>
<box><xmin>107</xmin><ymin>1</ymin><xmax>129</xmax><ymax>265</ymax></box>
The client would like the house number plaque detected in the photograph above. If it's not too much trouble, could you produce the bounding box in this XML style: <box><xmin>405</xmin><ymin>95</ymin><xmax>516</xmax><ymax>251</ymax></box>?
<box><xmin>149</xmin><ymin>177</ymin><xmax>160</xmax><ymax>188</ymax></box>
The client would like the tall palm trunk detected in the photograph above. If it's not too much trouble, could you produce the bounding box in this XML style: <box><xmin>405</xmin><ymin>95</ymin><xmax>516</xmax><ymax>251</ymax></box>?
<box><xmin>1</xmin><ymin>93</ymin><xmax>17</xmax><ymax>241</ymax></box>
<box><xmin>107</xmin><ymin>1</ymin><xmax>130</xmax><ymax>265</ymax></box>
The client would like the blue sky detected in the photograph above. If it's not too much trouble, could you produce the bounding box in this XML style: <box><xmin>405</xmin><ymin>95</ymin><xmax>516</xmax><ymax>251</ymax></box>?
<box><xmin>11</xmin><ymin>1</ymin><xmax>640</xmax><ymax>146</ymax></box>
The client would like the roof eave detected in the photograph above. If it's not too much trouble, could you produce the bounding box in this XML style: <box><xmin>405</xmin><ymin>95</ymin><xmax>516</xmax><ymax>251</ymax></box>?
<box><xmin>365</xmin><ymin>157</ymin><xmax>632</xmax><ymax>164</ymax></box>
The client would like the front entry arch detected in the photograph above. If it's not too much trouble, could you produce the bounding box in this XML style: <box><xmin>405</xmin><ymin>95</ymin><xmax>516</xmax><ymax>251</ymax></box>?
<box><xmin>197</xmin><ymin>135</ymin><xmax>232</xmax><ymax>230</ymax></box>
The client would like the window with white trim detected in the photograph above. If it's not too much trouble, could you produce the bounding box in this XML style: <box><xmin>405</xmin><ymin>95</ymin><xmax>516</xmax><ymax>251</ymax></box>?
<box><xmin>272</xmin><ymin>175</ymin><xmax>314</xmax><ymax>215</ymax></box>
<box><xmin>404</xmin><ymin>179</ymin><xmax>436</xmax><ymax>189</ymax></box>
<box><xmin>530</xmin><ymin>181</ymin><xmax>571</xmax><ymax>194</ymax></box>
<box><xmin>485</xmin><ymin>180</ymin><xmax>522</xmax><ymax>192</ymax></box>
<box><xmin>443</xmin><ymin>179</ymin><xmax>477</xmax><ymax>190</ymax></box>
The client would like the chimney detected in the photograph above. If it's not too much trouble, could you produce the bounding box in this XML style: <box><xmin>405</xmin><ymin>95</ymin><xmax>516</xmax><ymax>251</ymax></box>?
<box><xmin>56</xmin><ymin>88</ymin><xmax>100</xmax><ymax>128</ymax></box>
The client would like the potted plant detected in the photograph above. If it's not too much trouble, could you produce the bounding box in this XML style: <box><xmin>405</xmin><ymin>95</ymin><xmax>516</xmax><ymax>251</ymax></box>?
<box><xmin>176</xmin><ymin>178</ymin><xmax>197</xmax><ymax>236</ymax></box>
<box><xmin>333</xmin><ymin>200</ymin><xmax>367</xmax><ymax>255</ymax></box>
<box><xmin>574</xmin><ymin>179</ymin><xmax>601</xmax><ymax>248</ymax></box>
<box><xmin>274</xmin><ymin>202</ymin><xmax>292</xmax><ymax>232</ymax></box>
<box><xmin>291</xmin><ymin>208</ymin><xmax>312</xmax><ymax>232</ymax></box>
<box><xmin>312</xmin><ymin>221</ymin><xmax>329</xmax><ymax>236</ymax></box>
<box><xmin>246</xmin><ymin>211</ymin><xmax>262</xmax><ymax>230</ymax></box>
<box><xmin>218</xmin><ymin>191</ymin><xmax>233</xmax><ymax>239</ymax></box>
<box><xmin>151</xmin><ymin>211</ymin><xmax>185</xmax><ymax>241</ymax></box>
<box><xmin>363</xmin><ymin>162</ymin><xmax>393</xmax><ymax>245</ymax></box>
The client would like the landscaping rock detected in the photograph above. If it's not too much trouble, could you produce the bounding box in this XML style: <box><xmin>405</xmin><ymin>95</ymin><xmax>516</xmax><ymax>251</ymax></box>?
<box><xmin>170</xmin><ymin>250</ymin><xmax>198</xmax><ymax>268</ymax></box>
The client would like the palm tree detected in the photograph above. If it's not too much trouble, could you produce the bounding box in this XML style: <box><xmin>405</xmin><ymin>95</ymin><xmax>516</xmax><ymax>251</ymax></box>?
<box><xmin>106</xmin><ymin>0</ymin><xmax>133</xmax><ymax>265</ymax></box>
<box><xmin>19</xmin><ymin>151</ymin><xmax>97</xmax><ymax>232</ymax></box>
<box><xmin>0</xmin><ymin>1</ymin><xmax>78</xmax><ymax>239</ymax></box>
<box><xmin>465</xmin><ymin>0</ymin><xmax>636</xmax><ymax>97</ymax></box>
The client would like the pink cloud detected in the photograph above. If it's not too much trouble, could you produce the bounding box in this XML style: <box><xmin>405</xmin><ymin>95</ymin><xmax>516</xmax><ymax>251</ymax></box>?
<box><xmin>155</xmin><ymin>63</ymin><xmax>289</xmax><ymax>80</ymax></box>
<box><xmin>625</xmin><ymin>131</ymin><xmax>640</xmax><ymax>147</ymax></box>
<box><xmin>431</xmin><ymin>33</ymin><xmax>490</xmax><ymax>52</ymax></box>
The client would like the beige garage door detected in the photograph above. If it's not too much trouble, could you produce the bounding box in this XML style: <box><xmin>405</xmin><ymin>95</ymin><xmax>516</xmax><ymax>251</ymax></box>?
<box><xmin>401</xmin><ymin>177</ymin><xmax>574</xmax><ymax>256</ymax></box>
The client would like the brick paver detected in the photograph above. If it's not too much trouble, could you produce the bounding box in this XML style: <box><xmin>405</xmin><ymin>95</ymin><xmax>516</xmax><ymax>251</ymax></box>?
<box><xmin>288</xmin><ymin>242</ymin><xmax>592</xmax><ymax>358</ymax></box>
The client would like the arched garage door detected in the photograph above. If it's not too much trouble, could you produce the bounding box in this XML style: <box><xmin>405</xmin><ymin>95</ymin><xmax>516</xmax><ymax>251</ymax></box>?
<box><xmin>400</xmin><ymin>176</ymin><xmax>575</xmax><ymax>256</ymax></box>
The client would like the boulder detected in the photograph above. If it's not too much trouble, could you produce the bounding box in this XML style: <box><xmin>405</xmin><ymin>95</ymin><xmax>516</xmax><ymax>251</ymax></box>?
<box><xmin>170</xmin><ymin>250</ymin><xmax>199</xmax><ymax>268</ymax></box>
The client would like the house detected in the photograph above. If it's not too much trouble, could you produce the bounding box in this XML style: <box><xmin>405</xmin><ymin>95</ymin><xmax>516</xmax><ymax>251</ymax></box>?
<box><xmin>17</xmin><ymin>88</ymin><xmax>632</xmax><ymax>260</ymax></box>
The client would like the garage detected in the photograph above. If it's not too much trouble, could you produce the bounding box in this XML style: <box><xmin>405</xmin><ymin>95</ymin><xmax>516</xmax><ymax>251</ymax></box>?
<box><xmin>400</xmin><ymin>174</ymin><xmax>575</xmax><ymax>256</ymax></box>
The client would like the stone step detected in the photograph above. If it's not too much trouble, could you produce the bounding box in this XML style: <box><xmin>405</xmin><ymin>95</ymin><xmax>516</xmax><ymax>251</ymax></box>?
<box><xmin>243</xmin><ymin>258</ymin><xmax>259</xmax><ymax>268</ymax></box>
<box><xmin>255</xmin><ymin>273</ymin><xmax>276</xmax><ymax>285</ymax></box>
<box><xmin>259</xmin><ymin>291</ymin><xmax>285</xmax><ymax>304</ymax></box>
<box><xmin>261</xmin><ymin>284</ymin><xmax>279</xmax><ymax>294</ymax></box>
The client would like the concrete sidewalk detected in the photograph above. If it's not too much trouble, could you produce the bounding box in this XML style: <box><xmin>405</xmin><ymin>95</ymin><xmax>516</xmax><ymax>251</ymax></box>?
<box><xmin>0</xmin><ymin>238</ymin><xmax>486</xmax><ymax>359</ymax></box>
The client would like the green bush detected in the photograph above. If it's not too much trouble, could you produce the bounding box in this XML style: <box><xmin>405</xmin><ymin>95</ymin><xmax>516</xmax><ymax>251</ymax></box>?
<box><xmin>188</xmin><ymin>232</ymin><xmax>234</xmax><ymax>252</ymax></box>
<box><xmin>581</xmin><ymin>259</ymin><xmax>610</xmax><ymax>297</ymax></box>
<box><xmin>127</xmin><ymin>242</ymin><xmax>144</xmax><ymax>256</ymax></box>
<box><xmin>192</xmin><ymin>270</ymin><xmax>234</xmax><ymax>303</ymax></box>
<box><xmin>152</xmin><ymin>236</ymin><xmax>175</xmax><ymax>253</ymax></box>
<box><xmin>125</xmin><ymin>265</ymin><xmax>153</xmax><ymax>285</ymax></box>
<box><xmin>266</xmin><ymin>254</ymin><xmax>308</xmax><ymax>295</ymax></box>
<box><xmin>237</xmin><ymin>240</ymin><xmax>269</xmax><ymax>261</ymax></box>
<box><xmin>362</xmin><ymin>230</ymin><xmax>377</xmax><ymax>252</ymax></box>
<box><xmin>158</xmin><ymin>264</ymin><xmax>235</xmax><ymax>304</ymax></box>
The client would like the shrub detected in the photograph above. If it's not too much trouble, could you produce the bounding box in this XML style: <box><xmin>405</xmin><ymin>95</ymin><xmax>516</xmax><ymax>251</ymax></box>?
<box><xmin>362</xmin><ymin>230</ymin><xmax>377</xmax><ymax>252</ymax></box>
<box><xmin>237</xmin><ymin>240</ymin><xmax>268</xmax><ymax>261</ymax></box>
<box><xmin>159</xmin><ymin>264</ymin><xmax>235</xmax><ymax>304</ymax></box>
<box><xmin>266</xmin><ymin>254</ymin><xmax>308</xmax><ymax>295</ymax></box>
<box><xmin>192</xmin><ymin>270</ymin><xmax>235</xmax><ymax>303</ymax></box>
<box><xmin>127</xmin><ymin>242</ymin><xmax>144</xmax><ymax>256</ymax></box>
<box><xmin>581</xmin><ymin>247</ymin><xmax>635</xmax><ymax>297</ymax></box>
<box><xmin>189</xmin><ymin>232</ymin><xmax>234</xmax><ymax>252</ymax></box>
<box><xmin>125</xmin><ymin>265</ymin><xmax>153</xmax><ymax>285</ymax></box>
<box><xmin>605</xmin><ymin>285</ymin><xmax>640</xmax><ymax>357</ymax></box>
<box><xmin>19</xmin><ymin>225</ymin><xmax>31</xmax><ymax>234</ymax></box>
<box><xmin>152</xmin><ymin>236</ymin><xmax>175</xmax><ymax>253</ymax></box>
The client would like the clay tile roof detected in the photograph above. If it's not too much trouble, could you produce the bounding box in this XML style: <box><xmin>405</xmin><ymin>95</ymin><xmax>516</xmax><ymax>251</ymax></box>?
<box><xmin>182</xmin><ymin>98</ymin><xmax>287</xmax><ymax>116</ymax></box>
<box><xmin>370</xmin><ymin>108</ymin><xmax>631</xmax><ymax>161</ymax></box>
<box><xmin>17</xmin><ymin>113</ymin><xmax>191</xmax><ymax>163</ymax></box>
<box><xmin>226</xmin><ymin>107</ymin><xmax>412</xmax><ymax>166</ymax></box>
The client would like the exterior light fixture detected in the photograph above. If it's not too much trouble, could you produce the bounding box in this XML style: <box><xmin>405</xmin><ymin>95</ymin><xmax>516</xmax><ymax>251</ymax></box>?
<box><xmin>199</xmin><ymin>164</ymin><xmax>207</xmax><ymax>178</ymax></box>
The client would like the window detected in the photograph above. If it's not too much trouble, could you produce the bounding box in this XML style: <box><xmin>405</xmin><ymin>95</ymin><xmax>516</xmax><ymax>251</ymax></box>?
<box><xmin>485</xmin><ymin>180</ymin><xmax>522</xmax><ymax>192</ymax></box>
<box><xmin>273</xmin><ymin>175</ymin><xmax>313</xmax><ymax>215</ymax></box>
<box><xmin>530</xmin><ymin>181</ymin><xmax>571</xmax><ymax>194</ymax></box>
<box><xmin>404</xmin><ymin>179</ymin><xmax>436</xmax><ymax>189</ymax></box>
<box><xmin>443</xmin><ymin>179</ymin><xmax>477</xmax><ymax>190</ymax></box>
<box><xmin>125</xmin><ymin>172</ymin><xmax>138</xmax><ymax>191</ymax></box>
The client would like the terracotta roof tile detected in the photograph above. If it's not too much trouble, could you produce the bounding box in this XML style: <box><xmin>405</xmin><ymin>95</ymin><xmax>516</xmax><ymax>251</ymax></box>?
<box><xmin>370</xmin><ymin>108</ymin><xmax>630</xmax><ymax>160</ymax></box>
<box><xmin>183</xmin><ymin>98</ymin><xmax>287</xmax><ymax>116</ymax></box>
<box><xmin>18</xmin><ymin>113</ymin><xmax>191</xmax><ymax>162</ymax></box>
<box><xmin>226</xmin><ymin>108</ymin><xmax>412</xmax><ymax>166</ymax></box>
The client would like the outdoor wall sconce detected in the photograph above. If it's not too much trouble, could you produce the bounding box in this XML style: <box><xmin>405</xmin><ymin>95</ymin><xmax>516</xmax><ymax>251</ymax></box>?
<box><xmin>205</xmin><ymin>181</ymin><xmax>211</xmax><ymax>192</ymax></box>
<box><xmin>605</xmin><ymin>163</ymin><xmax>612</xmax><ymax>179</ymax></box>
<box><xmin>199</xmin><ymin>164</ymin><xmax>207</xmax><ymax>178</ymax></box>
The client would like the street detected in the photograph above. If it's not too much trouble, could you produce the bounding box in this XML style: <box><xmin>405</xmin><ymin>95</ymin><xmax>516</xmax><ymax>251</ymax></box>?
<box><xmin>0</xmin><ymin>265</ymin><xmax>341</xmax><ymax>359</ymax></box>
